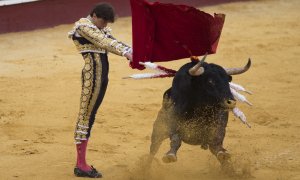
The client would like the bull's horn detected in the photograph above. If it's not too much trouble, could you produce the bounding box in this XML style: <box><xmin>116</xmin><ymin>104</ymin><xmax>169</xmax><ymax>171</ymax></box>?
<box><xmin>199</xmin><ymin>53</ymin><xmax>208</xmax><ymax>64</ymax></box>
<box><xmin>188</xmin><ymin>54</ymin><xmax>207</xmax><ymax>76</ymax></box>
<box><xmin>189</xmin><ymin>62</ymin><xmax>205</xmax><ymax>76</ymax></box>
<box><xmin>225</xmin><ymin>58</ymin><xmax>251</xmax><ymax>75</ymax></box>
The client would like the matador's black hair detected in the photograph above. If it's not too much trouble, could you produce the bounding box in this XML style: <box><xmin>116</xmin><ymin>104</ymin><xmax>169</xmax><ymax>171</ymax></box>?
<box><xmin>90</xmin><ymin>3</ymin><xmax>115</xmax><ymax>23</ymax></box>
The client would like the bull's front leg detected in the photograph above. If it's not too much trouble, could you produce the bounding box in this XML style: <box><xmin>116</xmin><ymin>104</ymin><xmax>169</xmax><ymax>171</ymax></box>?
<box><xmin>209</xmin><ymin>135</ymin><xmax>231</xmax><ymax>166</ymax></box>
<box><xmin>150</xmin><ymin>91</ymin><xmax>173</xmax><ymax>158</ymax></box>
<box><xmin>208</xmin><ymin>111</ymin><xmax>232</xmax><ymax>167</ymax></box>
<box><xmin>162</xmin><ymin>133</ymin><xmax>182</xmax><ymax>163</ymax></box>
<box><xmin>150</xmin><ymin>89</ymin><xmax>174</xmax><ymax>156</ymax></box>
<box><xmin>150</xmin><ymin>114</ymin><xmax>169</xmax><ymax>157</ymax></box>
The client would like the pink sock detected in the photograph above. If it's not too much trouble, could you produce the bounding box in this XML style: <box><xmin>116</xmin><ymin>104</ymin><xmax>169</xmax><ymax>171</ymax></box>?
<box><xmin>76</xmin><ymin>139</ymin><xmax>92</xmax><ymax>172</ymax></box>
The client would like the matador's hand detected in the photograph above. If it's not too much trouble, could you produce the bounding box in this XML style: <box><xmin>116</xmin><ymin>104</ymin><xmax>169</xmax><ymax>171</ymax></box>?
<box><xmin>124</xmin><ymin>52</ymin><xmax>133</xmax><ymax>62</ymax></box>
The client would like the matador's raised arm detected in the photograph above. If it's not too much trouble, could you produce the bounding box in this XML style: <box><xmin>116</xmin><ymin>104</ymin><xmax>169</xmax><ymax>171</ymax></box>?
<box><xmin>69</xmin><ymin>18</ymin><xmax>131</xmax><ymax>56</ymax></box>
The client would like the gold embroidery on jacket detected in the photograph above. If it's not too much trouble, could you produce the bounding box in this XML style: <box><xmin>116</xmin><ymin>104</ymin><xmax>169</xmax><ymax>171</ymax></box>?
<box><xmin>70</xmin><ymin>18</ymin><xmax>130</xmax><ymax>56</ymax></box>
<box><xmin>73</xmin><ymin>40</ymin><xmax>106</xmax><ymax>54</ymax></box>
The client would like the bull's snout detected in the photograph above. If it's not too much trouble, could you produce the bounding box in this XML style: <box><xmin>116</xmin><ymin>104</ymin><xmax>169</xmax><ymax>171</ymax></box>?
<box><xmin>223</xmin><ymin>99</ymin><xmax>236</xmax><ymax>109</ymax></box>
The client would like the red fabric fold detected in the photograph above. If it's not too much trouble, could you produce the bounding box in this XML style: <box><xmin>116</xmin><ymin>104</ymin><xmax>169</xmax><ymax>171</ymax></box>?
<box><xmin>130</xmin><ymin>0</ymin><xmax>225</xmax><ymax>70</ymax></box>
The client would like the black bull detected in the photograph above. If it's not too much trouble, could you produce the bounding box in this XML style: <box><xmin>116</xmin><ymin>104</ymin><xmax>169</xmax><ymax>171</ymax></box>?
<box><xmin>149</xmin><ymin>56</ymin><xmax>251</xmax><ymax>167</ymax></box>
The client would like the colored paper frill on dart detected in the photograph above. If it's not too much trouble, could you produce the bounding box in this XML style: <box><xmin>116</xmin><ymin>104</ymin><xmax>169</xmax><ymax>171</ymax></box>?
<box><xmin>130</xmin><ymin>0</ymin><xmax>226</xmax><ymax>70</ymax></box>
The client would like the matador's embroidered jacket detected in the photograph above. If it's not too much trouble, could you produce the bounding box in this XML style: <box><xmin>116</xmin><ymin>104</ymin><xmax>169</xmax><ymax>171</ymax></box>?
<box><xmin>68</xmin><ymin>17</ymin><xmax>131</xmax><ymax>56</ymax></box>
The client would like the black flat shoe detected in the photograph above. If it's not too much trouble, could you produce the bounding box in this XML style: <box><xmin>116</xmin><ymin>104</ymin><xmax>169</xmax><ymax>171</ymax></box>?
<box><xmin>74</xmin><ymin>166</ymin><xmax>102</xmax><ymax>178</ymax></box>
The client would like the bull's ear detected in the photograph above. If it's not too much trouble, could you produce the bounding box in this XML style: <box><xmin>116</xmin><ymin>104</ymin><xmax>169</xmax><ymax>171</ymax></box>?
<box><xmin>228</xmin><ymin>75</ymin><xmax>232</xmax><ymax>82</ymax></box>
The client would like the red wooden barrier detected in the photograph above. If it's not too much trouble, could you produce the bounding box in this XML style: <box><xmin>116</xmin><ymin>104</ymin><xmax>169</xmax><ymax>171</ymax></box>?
<box><xmin>0</xmin><ymin>0</ymin><xmax>242</xmax><ymax>34</ymax></box>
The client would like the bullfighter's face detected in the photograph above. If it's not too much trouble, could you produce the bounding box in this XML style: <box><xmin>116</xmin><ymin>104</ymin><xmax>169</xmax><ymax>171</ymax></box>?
<box><xmin>91</xmin><ymin>13</ymin><xmax>108</xmax><ymax>29</ymax></box>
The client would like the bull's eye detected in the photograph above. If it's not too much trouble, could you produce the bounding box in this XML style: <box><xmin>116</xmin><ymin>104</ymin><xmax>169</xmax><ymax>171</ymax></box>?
<box><xmin>208</xmin><ymin>79</ymin><xmax>215</xmax><ymax>86</ymax></box>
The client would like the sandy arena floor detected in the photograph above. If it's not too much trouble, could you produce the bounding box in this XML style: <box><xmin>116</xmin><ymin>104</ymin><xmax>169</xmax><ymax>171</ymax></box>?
<box><xmin>0</xmin><ymin>0</ymin><xmax>300</xmax><ymax>179</ymax></box>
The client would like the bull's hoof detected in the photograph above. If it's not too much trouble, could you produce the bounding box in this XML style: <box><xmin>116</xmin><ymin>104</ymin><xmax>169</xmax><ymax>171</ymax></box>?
<box><xmin>162</xmin><ymin>153</ymin><xmax>177</xmax><ymax>163</ymax></box>
<box><xmin>217</xmin><ymin>151</ymin><xmax>231</xmax><ymax>163</ymax></box>
<box><xmin>216</xmin><ymin>151</ymin><xmax>237</xmax><ymax>176</ymax></box>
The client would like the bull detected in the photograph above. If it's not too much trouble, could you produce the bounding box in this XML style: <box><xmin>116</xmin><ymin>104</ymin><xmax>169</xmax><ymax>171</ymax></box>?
<box><xmin>149</xmin><ymin>55</ymin><xmax>251</xmax><ymax>169</ymax></box>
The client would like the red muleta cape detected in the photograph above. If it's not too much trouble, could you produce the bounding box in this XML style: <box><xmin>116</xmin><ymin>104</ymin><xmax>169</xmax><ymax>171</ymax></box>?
<box><xmin>130</xmin><ymin>0</ymin><xmax>225</xmax><ymax>70</ymax></box>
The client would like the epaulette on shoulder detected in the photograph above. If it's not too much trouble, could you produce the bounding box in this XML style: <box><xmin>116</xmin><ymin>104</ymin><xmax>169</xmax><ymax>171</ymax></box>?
<box><xmin>68</xmin><ymin>18</ymin><xmax>97</xmax><ymax>38</ymax></box>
